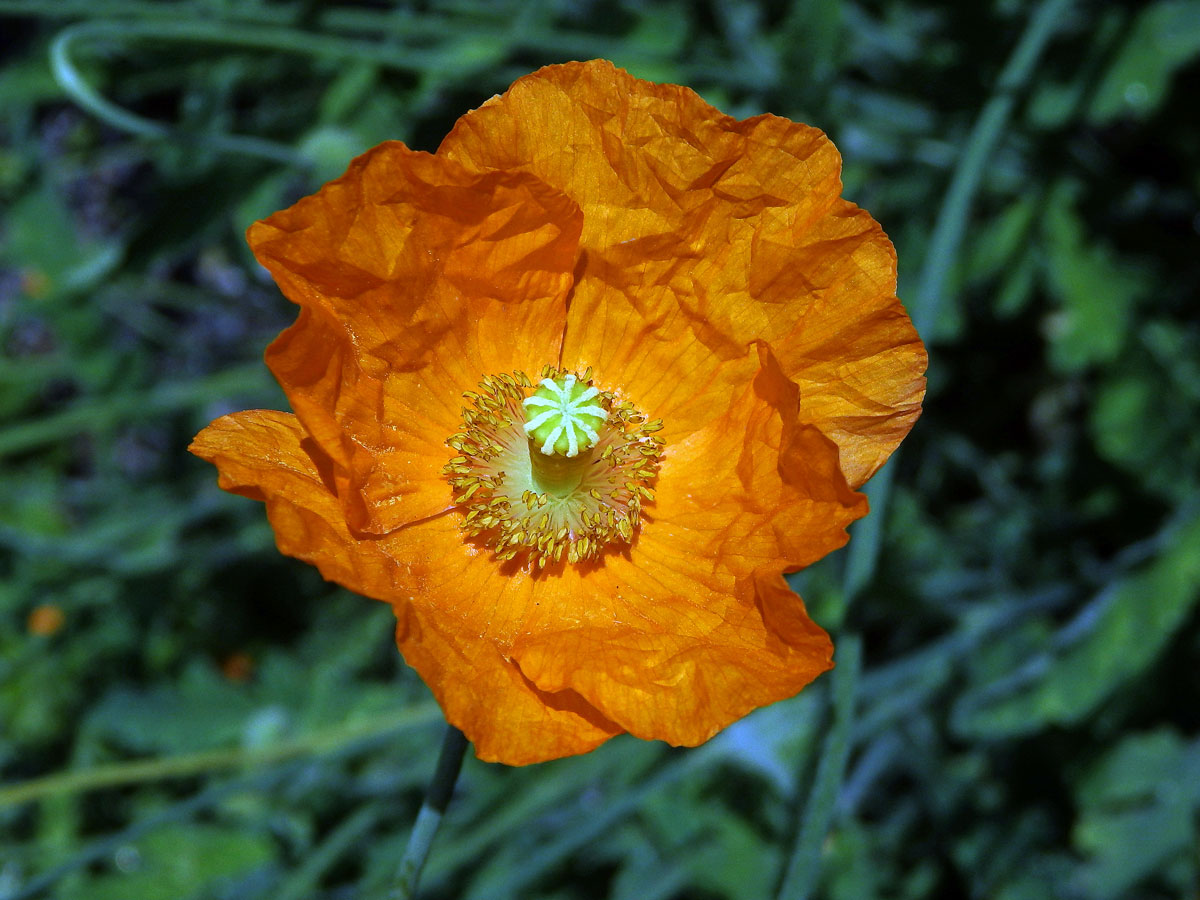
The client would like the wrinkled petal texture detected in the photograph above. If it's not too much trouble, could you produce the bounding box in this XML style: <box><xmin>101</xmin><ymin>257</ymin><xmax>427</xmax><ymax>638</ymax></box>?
<box><xmin>193</xmin><ymin>60</ymin><xmax>927</xmax><ymax>765</ymax></box>
<box><xmin>190</xmin><ymin>341</ymin><xmax>861</xmax><ymax>758</ymax></box>
<box><xmin>190</xmin><ymin>411</ymin><xmax>620</xmax><ymax>764</ymax></box>
<box><xmin>508</xmin><ymin>343</ymin><xmax>863</xmax><ymax>745</ymax></box>
<box><xmin>248</xmin><ymin>143</ymin><xmax>582</xmax><ymax>534</ymax></box>
<box><xmin>441</xmin><ymin>59</ymin><xmax>926</xmax><ymax>484</ymax></box>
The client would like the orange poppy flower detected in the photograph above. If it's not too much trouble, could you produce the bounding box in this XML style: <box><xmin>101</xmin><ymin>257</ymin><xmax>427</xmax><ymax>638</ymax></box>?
<box><xmin>27</xmin><ymin>603</ymin><xmax>66</xmax><ymax>636</ymax></box>
<box><xmin>191</xmin><ymin>60</ymin><xmax>926</xmax><ymax>765</ymax></box>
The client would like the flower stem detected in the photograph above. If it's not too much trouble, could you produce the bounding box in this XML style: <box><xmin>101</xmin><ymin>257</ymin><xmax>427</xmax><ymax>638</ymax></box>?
<box><xmin>0</xmin><ymin>704</ymin><xmax>440</xmax><ymax>809</ymax></box>
<box><xmin>910</xmin><ymin>0</ymin><xmax>1075</xmax><ymax>339</ymax></box>
<box><xmin>844</xmin><ymin>0</ymin><xmax>1075</xmax><ymax>604</ymax></box>
<box><xmin>390</xmin><ymin>725</ymin><xmax>469</xmax><ymax>900</ymax></box>
<box><xmin>776</xmin><ymin>635</ymin><xmax>862</xmax><ymax>900</ymax></box>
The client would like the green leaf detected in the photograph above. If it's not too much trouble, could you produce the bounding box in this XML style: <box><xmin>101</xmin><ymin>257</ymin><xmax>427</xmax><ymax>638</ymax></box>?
<box><xmin>59</xmin><ymin>822</ymin><xmax>274</xmax><ymax>900</ymax></box>
<box><xmin>966</xmin><ymin>194</ymin><xmax>1038</xmax><ymax>288</ymax></box>
<box><xmin>823</xmin><ymin>821</ymin><xmax>886</xmax><ymax>900</ymax></box>
<box><xmin>1040</xmin><ymin>182</ymin><xmax>1147</xmax><ymax>372</ymax></box>
<box><xmin>952</xmin><ymin>512</ymin><xmax>1200</xmax><ymax>737</ymax></box>
<box><xmin>1089</xmin><ymin>0</ymin><xmax>1200</xmax><ymax>123</ymax></box>
<box><xmin>1073</xmin><ymin>730</ymin><xmax>1200</xmax><ymax>898</ymax></box>
<box><xmin>83</xmin><ymin>662</ymin><xmax>258</xmax><ymax>755</ymax></box>
<box><xmin>1091</xmin><ymin>322</ymin><xmax>1200</xmax><ymax>498</ymax></box>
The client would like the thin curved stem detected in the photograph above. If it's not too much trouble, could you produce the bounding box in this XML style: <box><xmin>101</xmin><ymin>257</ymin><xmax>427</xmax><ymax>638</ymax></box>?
<box><xmin>843</xmin><ymin>0</ymin><xmax>1076</xmax><ymax>601</ymax></box>
<box><xmin>776</xmin><ymin>635</ymin><xmax>862</xmax><ymax>900</ymax></box>
<box><xmin>49</xmin><ymin>21</ymin><xmax>304</xmax><ymax>163</ymax></box>
<box><xmin>911</xmin><ymin>0</ymin><xmax>1076</xmax><ymax>338</ymax></box>
<box><xmin>0</xmin><ymin>704</ymin><xmax>440</xmax><ymax>809</ymax></box>
<box><xmin>390</xmin><ymin>725</ymin><xmax>469</xmax><ymax>900</ymax></box>
<box><xmin>46</xmin><ymin>16</ymin><xmax>461</xmax><ymax>164</ymax></box>
<box><xmin>49</xmin><ymin>27</ymin><xmax>165</xmax><ymax>140</ymax></box>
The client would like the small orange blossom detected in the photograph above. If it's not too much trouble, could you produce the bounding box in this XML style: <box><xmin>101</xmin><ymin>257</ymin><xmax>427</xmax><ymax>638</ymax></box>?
<box><xmin>220</xmin><ymin>651</ymin><xmax>255</xmax><ymax>682</ymax></box>
<box><xmin>27</xmin><ymin>603</ymin><xmax>66</xmax><ymax>636</ymax></box>
<box><xmin>191</xmin><ymin>60</ymin><xmax>926</xmax><ymax>765</ymax></box>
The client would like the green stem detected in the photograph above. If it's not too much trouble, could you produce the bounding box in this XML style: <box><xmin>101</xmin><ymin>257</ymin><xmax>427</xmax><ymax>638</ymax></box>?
<box><xmin>45</xmin><ymin>15</ymin><xmax>489</xmax><ymax>163</ymax></box>
<box><xmin>49</xmin><ymin>22</ymin><xmax>302</xmax><ymax>163</ymax></box>
<box><xmin>390</xmin><ymin>725</ymin><xmax>469</xmax><ymax>900</ymax></box>
<box><xmin>845</xmin><ymin>0</ymin><xmax>1076</xmax><ymax>601</ymax></box>
<box><xmin>0</xmin><ymin>0</ymin><xmax>665</xmax><ymax>62</ymax></box>
<box><xmin>911</xmin><ymin>0</ymin><xmax>1075</xmax><ymax>338</ymax></box>
<box><xmin>776</xmin><ymin>635</ymin><xmax>862</xmax><ymax>900</ymax></box>
<box><xmin>0</xmin><ymin>364</ymin><xmax>266</xmax><ymax>458</ymax></box>
<box><xmin>0</xmin><ymin>705</ymin><xmax>440</xmax><ymax>809</ymax></box>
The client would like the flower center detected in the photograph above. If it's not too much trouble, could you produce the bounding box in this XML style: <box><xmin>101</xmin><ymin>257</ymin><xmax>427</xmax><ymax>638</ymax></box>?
<box><xmin>443</xmin><ymin>366</ymin><xmax>663</xmax><ymax>568</ymax></box>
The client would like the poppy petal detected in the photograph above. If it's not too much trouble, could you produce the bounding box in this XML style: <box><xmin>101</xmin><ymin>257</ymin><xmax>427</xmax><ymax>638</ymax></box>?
<box><xmin>189</xmin><ymin>410</ymin><xmax>620</xmax><ymax>764</ymax></box>
<box><xmin>511</xmin><ymin>566</ymin><xmax>833</xmax><ymax>746</ymax></box>
<box><xmin>248</xmin><ymin>142</ymin><xmax>582</xmax><ymax>534</ymax></box>
<box><xmin>502</xmin><ymin>345</ymin><xmax>858</xmax><ymax>744</ymax></box>
<box><xmin>649</xmin><ymin>342</ymin><xmax>869</xmax><ymax>579</ymax></box>
<box><xmin>784</xmin><ymin>277</ymin><xmax>928</xmax><ymax>487</ymax></box>
<box><xmin>392</xmin><ymin>608</ymin><xmax>621</xmax><ymax>765</ymax></box>
<box><xmin>441</xmin><ymin>59</ymin><xmax>924</xmax><ymax>482</ymax></box>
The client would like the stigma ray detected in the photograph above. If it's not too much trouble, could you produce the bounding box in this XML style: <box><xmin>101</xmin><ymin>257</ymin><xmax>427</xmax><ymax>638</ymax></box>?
<box><xmin>521</xmin><ymin>374</ymin><xmax>608</xmax><ymax>458</ymax></box>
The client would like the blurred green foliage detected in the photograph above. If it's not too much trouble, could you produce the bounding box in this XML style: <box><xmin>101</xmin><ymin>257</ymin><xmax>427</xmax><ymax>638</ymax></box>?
<box><xmin>1</xmin><ymin>0</ymin><xmax>1199</xmax><ymax>898</ymax></box>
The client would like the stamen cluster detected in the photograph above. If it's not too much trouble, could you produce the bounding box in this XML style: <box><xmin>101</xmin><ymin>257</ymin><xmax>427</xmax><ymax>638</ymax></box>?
<box><xmin>442</xmin><ymin>365</ymin><xmax>664</xmax><ymax>568</ymax></box>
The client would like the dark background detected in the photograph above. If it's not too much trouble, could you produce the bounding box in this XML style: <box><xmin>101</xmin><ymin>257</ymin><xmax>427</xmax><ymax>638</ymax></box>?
<box><xmin>2</xmin><ymin>1</ymin><xmax>1199</xmax><ymax>898</ymax></box>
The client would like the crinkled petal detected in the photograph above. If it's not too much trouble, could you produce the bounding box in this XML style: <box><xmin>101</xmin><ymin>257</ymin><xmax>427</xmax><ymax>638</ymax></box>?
<box><xmin>189</xmin><ymin>410</ymin><xmax>619</xmax><ymax>764</ymax></box>
<box><xmin>510</xmin><ymin>565</ymin><xmax>833</xmax><ymax>746</ymax></box>
<box><xmin>383</xmin><ymin>342</ymin><xmax>859</xmax><ymax>746</ymax></box>
<box><xmin>784</xmin><ymin>275</ymin><xmax>927</xmax><ymax>486</ymax></box>
<box><xmin>391</xmin><ymin>605</ymin><xmax>621</xmax><ymax>766</ymax></box>
<box><xmin>649</xmin><ymin>342</ymin><xmax>869</xmax><ymax>581</ymax></box>
<box><xmin>248</xmin><ymin>142</ymin><xmax>582</xmax><ymax>533</ymax></box>
<box><xmin>375</xmin><ymin>515</ymin><xmax>834</xmax><ymax>748</ymax></box>
<box><xmin>499</xmin><ymin>344</ymin><xmax>860</xmax><ymax>744</ymax></box>
<box><xmin>441</xmin><ymin>59</ymin><xmax>925</xmax><ymax>475</ymax></box>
